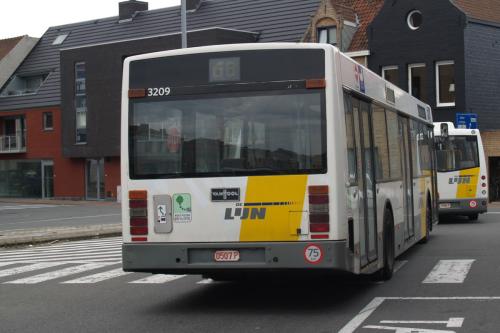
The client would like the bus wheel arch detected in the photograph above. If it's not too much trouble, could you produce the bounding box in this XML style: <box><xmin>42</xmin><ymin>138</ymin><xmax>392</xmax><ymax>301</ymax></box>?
<box><xmin>373</xmin><ymin>203</ymin><xmax>395</xmax><ymax>281</ymax></box>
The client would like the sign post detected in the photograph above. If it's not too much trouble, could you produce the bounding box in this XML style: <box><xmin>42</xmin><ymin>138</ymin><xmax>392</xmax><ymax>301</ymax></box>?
<box><xmin>455</xmin><ymin>113</ymin><xmax>478</xmax><ymax>129</ymax></box>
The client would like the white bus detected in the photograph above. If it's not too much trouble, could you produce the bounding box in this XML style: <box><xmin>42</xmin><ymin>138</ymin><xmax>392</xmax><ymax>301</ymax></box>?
<box><xmin>121</xmin><ymin>43</ymin><xmax>438</xmax><ymax>281</ymax></box>
<box><xmin>434</xmin><ymin>122</ymin><xmax>488</xmax><ymax>220</ymax></box>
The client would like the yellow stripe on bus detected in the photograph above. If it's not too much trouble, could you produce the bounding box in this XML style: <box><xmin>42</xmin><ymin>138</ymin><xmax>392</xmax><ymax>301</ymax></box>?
<box><xmin>456</xmin><ymin>167</ymin><xmax>480</xmax><ymax>199</ymax></box>
<box><xmin>239</xmin><ymin>175</ymin><xmax>308</xmax><ymax>242</ymax></box>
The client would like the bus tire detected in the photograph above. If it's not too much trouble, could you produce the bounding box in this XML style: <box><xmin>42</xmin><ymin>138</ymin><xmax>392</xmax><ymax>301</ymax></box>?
<box><xmin>373</xmin><ymin>207</ymin><xmax>395</xmax><ymax>281</ymax></box>
<box><xmin>468</xmin><ymin>213</ymin><xmax>479</xmax><ymax>221</ymax></box>
<box><xmin>420</xmin><ymin>196</ymin><xmax>432</xmax><ymax>244</ymax></box>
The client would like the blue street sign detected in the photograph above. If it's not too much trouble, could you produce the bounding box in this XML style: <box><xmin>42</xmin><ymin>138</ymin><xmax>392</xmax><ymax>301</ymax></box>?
<box><xmin>455</xmin><ymin>113</ymin><xmax>478</xmax><ymax>129</ymax></box>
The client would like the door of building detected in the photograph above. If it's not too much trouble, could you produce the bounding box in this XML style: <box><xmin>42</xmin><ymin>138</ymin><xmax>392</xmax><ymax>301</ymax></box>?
<box><xmin>86</xmin><ymin>158</ymin><xmax>104</xmax><ymax>200</ymax></box>
<box><xmin>41</xmin><ymin>160</ymin><xmax>54</xmax><ymax>198</ymax></box>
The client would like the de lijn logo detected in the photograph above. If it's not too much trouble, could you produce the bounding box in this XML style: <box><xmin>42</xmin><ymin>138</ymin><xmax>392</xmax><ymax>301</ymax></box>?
<box><xmin>224</xmin><ymin>205</ymin><xmax>266</xmax><ymax>221</ymax></box>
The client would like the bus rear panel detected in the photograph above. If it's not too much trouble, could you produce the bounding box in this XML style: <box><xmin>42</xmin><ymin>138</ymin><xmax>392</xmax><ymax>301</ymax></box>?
<box><xmin>122</xmin><ymin>46</ymin><xmax>347</xmax><ymax>274</ymax></box>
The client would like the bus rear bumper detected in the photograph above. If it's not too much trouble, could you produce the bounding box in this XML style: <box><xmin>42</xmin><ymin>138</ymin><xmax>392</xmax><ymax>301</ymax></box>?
<box><xmin>438</xmin><ymin>198</ymin><xmax>487</xmax><ymax>216</ymax></box>
<box><xmin>122</xmin><ymin>240</ymin><xmax>348</xmax><ymax>274</ymax></box>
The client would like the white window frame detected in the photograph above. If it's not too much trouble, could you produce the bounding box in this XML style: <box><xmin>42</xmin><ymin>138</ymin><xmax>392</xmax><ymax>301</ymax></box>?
<box><xmin>408</xmin><ymin>63</ymin><xmax>426</xmax><ymax>97</ymax></box>
<box><xmin>436</xmin><ymin>60</ymin><xmax>455</xmax><ymax>107</ymax></box>
<box><xmin>382</xmin><ymin>65</ymin><xmax>398</xmax><ymax>81</ymax></box>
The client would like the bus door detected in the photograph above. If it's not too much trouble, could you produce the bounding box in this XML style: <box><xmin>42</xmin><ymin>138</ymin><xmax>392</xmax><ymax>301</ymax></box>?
<box><xmin>353</xmin><ymin>97</ymin><xmax>378</xmax><ymax>266</ymax></box>
<box><xmin>399</xmin><ymin>117</ymin><xmax>414</xmax><ymax>238</ymax></box>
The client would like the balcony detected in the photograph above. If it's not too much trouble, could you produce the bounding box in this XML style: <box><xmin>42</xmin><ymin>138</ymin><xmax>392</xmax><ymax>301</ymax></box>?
<box><xmin>0</xmin><ymin>132</ymin><xmax>26</xmax><ymax>153</ymax></box>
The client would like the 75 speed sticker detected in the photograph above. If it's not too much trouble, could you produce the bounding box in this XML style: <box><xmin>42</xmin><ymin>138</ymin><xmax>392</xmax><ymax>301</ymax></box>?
<box><xmin>304</xmin><ymin>244</ymin><xmax>324</xmax><ymax>264</ymax></box>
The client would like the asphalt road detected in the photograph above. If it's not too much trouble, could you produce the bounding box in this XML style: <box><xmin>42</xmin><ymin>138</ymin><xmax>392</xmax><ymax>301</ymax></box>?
<box><xmin>0</xmin><ymin>202</ymin><xmax>120</xmax><ymax>231</ymax></box>
<box><xmin>1</xmin><ymin>210</ymin><xmax>500</xmax><ymax>332</ymax></box>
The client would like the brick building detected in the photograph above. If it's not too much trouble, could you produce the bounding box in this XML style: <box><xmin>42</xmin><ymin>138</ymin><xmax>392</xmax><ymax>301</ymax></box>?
<box><xmin>0</xmin><ymin>0</ymin><xmax>383</xmax><ymax>200</ymax></box>
<box><xmin>368</xmin><ymin>0</ymin><xmax>500</xmax><ymax>201</ymax></box>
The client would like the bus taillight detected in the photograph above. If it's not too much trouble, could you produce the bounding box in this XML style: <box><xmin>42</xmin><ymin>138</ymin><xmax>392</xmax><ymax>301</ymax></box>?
<box><xmin>308</xmin><ymin>186</ymin><xmax>330</xmax><ymax>239</ymax></box>
<box><xmin>129</xmin><ymin>190</ymin><xmax>148</xmax><ymax>239</ymax></box>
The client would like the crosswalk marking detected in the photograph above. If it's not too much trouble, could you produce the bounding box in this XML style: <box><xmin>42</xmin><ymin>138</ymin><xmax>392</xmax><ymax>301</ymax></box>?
<box><xmin>129</xmin><ymin>274</ymin><xmax>186</xmax><ymax>284</ymax></box>
<box><xmin>0</xmin><ymin>262</ymin><xmax>66</xmax><ymax>278</ymax></box>
<box><xmin>423</xmin><ymin>259</ymin><xmax>475</xmax><ymax>283</ymax></box>
<box><xmin>5</xmin><ymin>262</ymin><xmax>117</xmax><ymax>284</ymax></box>
<box><xmin>0</xmin><ymin>249</ymin><xmax>121</xmax><ymax>260</ymax></box>
<box><xmin>63</xmin><ymin>268</ymin><xmax>132</xmax><ymax>284</ymax></box>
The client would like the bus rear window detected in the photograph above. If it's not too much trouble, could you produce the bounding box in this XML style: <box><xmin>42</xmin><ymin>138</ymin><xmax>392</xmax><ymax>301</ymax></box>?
<box><xmin>129</xmin><ymin>90</ymin><xmax>326</xmax><ymax>179</ymax></box>
<box><xmin>435</xmin><ymin>135</ymin><xmax>479</xmax><ymax>172</ymax></box>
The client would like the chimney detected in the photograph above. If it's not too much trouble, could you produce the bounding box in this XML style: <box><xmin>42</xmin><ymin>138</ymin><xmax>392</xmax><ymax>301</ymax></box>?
<box><xmin>186</xmin><ymin>0</ymin><xmax>203</xmax><ymax>11</ymax></box>
<box><xmin>119</xmin><ymin>0</ymin><xmax>148</xmax><ymax>21</ymax></box>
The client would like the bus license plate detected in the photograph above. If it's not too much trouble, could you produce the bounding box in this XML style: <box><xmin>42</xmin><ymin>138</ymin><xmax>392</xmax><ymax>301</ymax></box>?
<box><xmin>214</xmin><ymin>250</ymin><xmax>240</xmax><ymax>262</ymax></box>
<box><xmin>440</xmin><ymin>203</ymin><xmax>451</xmax><ymax>209</ymax></box>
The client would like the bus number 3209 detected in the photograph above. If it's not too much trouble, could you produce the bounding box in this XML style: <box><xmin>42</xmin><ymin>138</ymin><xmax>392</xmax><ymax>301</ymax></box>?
<box><xmin>147</xmin><ymin>87</ymin><xmax>171</xmax><ymax>97</ymax></box>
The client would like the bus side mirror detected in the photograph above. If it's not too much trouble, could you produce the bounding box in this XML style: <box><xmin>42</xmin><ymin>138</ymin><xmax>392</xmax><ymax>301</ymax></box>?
<box><xmin>440</xmin><ymin>123</ymin><xmax>449</xmax><ymax>138</ymax></box>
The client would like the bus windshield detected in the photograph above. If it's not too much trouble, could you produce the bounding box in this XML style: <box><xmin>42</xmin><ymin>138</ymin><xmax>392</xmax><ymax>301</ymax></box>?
<box><xmin>435</xmin><ymin>135</ymin><xmax>479</xmax><ymax>172</ymax></box>
<box><xmin>129</xmin><ymin>90</ymin><xmax>326</xmax><ymax>179</ymax></box>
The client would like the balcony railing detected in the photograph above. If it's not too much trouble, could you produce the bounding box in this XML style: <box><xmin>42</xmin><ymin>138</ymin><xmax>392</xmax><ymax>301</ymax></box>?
<box><xmin>0</xmin><ymin>133</ymin><xmax>26</xmax><ymax>153</ymax></box>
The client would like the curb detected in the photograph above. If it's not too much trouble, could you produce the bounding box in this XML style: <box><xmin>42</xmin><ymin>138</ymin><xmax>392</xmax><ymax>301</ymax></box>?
<box><xmin>0</xmin><ymin>224</ymin><xmax>122</xmax><ymax>247</ymax></box>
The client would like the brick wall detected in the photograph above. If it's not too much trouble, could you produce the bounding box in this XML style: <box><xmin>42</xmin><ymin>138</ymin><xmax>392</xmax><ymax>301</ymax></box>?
<box><xmin>0</xmin><ymin>107</ymin><xmax>85</xmax><ymax>198</ymax></box>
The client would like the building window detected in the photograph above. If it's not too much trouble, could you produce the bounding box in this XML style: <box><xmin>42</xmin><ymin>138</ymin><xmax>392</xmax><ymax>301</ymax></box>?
<box><xmin>382</xmin><ymin>66</ymin><xmax>399</xmax><ymax>86</ymax></box>
<box><xmin>408</xmin><ymin>63</ymin><xmax>427</xmax><ymax>103</ymax></box>
<box><xmin>52</xmin><ymin>34</ymin><xmax>69</xmax><ymax>45</ymax></box>
<box><xmin>407</xmin><ymin>10</ymin><xmax>423</xmax><ymax>30</ymax></box>
<box><xmin>436</xmin><ymin>61</ymin><xmax>455</xmax><ymax>107</ymax></box>
<box><xmin>318</xmin><ymin>27</ymin><xmax>337</xmax><ymax>45</ymax></box>
<box><xmin>0</xmin><ymin>74</ymin><xmax>48</xmax><ymax>97</ymax></box>
<box><xmin>43</xmin><ymin>112</ymin><xmax>53</xmax><ymax>130</ymax></box>
<box><xmin>75</xmin><ymin>62</ymin><xmax>87</xmax><ymax>144</ymax></box>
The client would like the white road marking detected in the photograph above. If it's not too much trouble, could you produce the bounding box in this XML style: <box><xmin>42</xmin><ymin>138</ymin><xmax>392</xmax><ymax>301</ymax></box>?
<box><xmin>0</xmin><ymin>262</ymin><xmax>66</xmax><ymax>278</ymax></box>
<box><xmin>340</xmin><ymin>297</ymin><xmax>500</xmax><ymax>333</ymax></box>
<box><xmin>5</xmin><ymin>262</ymin><xmax>116</xmax><ymax>284</ymax></box>
<box><xmin>423</xmin><ymin>260</ymin><xmax>475</xmax><ymax>283</ymax></box>
<box><xmin>0</xmin><ymin>250</ymin><xmax>121</xmax><ymax>260</ymax></box>
<box><xmin>0</xmin><ymin>244</ymin><xmax>120</xmax><ymax>256</ymax></box>
<box><xmin>63</xmin><ymin>268</ymin><xmax>131</xmax><ymax>284</ymax></box>
<box><xmin>0</xmin><ymin>205</ymin><xmax>61</xmax><ymax>211</ymax></box>
<box><xmin>0</xmin><ymin>214</ymin><xmax>120</xmax><ymax>226</ymax></box>
<box><xmin>338</xmin><ymin>297</ymin><xmax>386</xmax><ymax>333</ymax></box>
<box><xmin>0</xmin><ymin>262</ymin><xmax>15</xmax><ymax>268</ymax></box>
<box><xmin>393</xmin><ymin>260</ymin><xmax>408</xmax><ymax>273</ymax></box>
<box><xmin>362</xmin><ymin>325</ymin><xmax>457</xmax><ymax>332</ymax></box>
<box><xmin>197</xmin><ymin>278</ymin><xmax>214</xmax><ymax>284</ymax></box>
<box><xmin>380</xmin><ymin>318</ymin><xmax>464</xmax><ymax>327</ymax></box>
<box><xmin>129</xmin><ymin>274</ymin><xmax>186</xmax><ymax>284</ymax></box>
<box><xmin>0</xmin><ymin>255</ymin><xmax>121</xmax><ymax>264</ymax></box>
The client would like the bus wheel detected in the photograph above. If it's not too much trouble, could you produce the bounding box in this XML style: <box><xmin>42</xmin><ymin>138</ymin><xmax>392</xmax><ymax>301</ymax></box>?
<box><xmin>420</xmin><ymin>198</ymin><xmax>432</xmax><ymax>244</ymax></box>
<box><xmin>373</xmin><ymin>208</ymin><xmax>395</xmax><ymax>281</ymax></box>
<box><xmin>468</xmin><ymin>213</ymin><xmax>479</xmax><ymax>221</ymax></box>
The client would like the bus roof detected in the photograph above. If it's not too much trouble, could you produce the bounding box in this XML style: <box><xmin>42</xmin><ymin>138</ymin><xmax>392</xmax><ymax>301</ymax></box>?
<box><xmin>124</xmin><ymin>42</ymin><xmax>432</xmax><ymax>124</ymax></box>
<box><xmin>434</xmin><ymin>122</ymin><xmax>481</xmax><ymax>136</ymax></box>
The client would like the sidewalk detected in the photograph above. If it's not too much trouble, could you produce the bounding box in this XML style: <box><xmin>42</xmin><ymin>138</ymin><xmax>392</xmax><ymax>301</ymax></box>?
<box><xmin>0</xmin><ymin>198</ymin><xmax>122</xmax><ymax>247</ymax></box>
<box><xmin>0</xmin><ymin>197</ymin><xmax>119</xmax><ymax>206</ymax></box>
<box><xmin>0</xmin><ymin>224</ymin><xmax>121</xmax><ymax>247</ymax></box>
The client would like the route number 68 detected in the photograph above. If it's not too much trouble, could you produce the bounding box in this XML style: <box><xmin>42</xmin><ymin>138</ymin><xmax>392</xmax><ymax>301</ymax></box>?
<box><xmin>147</xmin><ymin>87</ymin><xmax>171</xmax><ymax>97</ymax></box>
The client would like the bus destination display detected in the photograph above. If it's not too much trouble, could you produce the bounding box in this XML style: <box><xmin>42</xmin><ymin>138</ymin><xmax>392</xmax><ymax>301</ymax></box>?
<box><xmin>209</xmin><ymin>57</ymin><xmax>240</xmax><ymax>82</ymax></box>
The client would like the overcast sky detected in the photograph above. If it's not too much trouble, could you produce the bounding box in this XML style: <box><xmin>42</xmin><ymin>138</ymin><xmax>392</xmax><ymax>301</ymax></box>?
<box><xmin>1</xmin><ymin>0</ymin><xmax>181</xmax><ymax>39</ymax></box>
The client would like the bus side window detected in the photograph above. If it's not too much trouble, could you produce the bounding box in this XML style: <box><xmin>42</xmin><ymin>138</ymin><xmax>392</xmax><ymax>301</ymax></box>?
<box><xmin>385</xmin><ymin>110</ymin><xmax>402</xmax><ymax>180</ymax></box>
<box><xmin>344</xmin><ymin>93</ymin><xmax>357</xmax><ymax>185</ymax></box>
<box><xmin>372</xmin><ymin>104</ymin><xmax>390</xmax><ymax>181</ymax></box>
